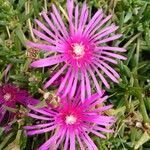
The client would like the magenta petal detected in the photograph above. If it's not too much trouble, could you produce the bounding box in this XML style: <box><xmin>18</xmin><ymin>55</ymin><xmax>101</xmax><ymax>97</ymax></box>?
<box><xmin>84</xmin><ymin>70</ymin><xmax>91</xmax><ymax>98</ymax></box>
<box><xmin>52</xmin><ymin>4</ymin><xmax>68</xmax><ymax>37</ymax></box>
<box><xmin>97</xmin><ymin>34</ymin><xmax>122</xmax><ymax>44</ymax></box>
<box><xmin>34</xmin><ymin>19</ymin><xmax>56</xmax><ymax>40</ymax></box>
<box><xmin>82</xmin><ymin>131</ymin><xmax>98</xmax><ymax>150</ymax></box>
<box><xmin>91</xmin><ymin>64</ymin><xmax>110</xmax><ymax>88</ymax></box>
<box><xmin>76</xmin><ymin>133</ymin><xmax>84</xmax><ymax>150</ymax></box>
<box><xmin>89</xmin><ymin>15</ymin><xmax>112</xmax><ymax>37</ymax></box>
<box><xmin>93</xmin><ymin>60</ymin><xmax>119</xmax><ymax>83</ymax></box>
<box><xmin>24</xmin><ymin>122</ymin><xmax>54</xmax><ymax>130</ymax></box>
<box><xmin>102</xmin><ymin>51</ymin><xmax>127</xmax><ymax>60</ymax></box>
<box><xmin>27</xmin><ymin>125</ymin><xmax>57</xmax><ymax>135</ymax></box>
<box><xmin>41</xmin><ymin>11</ymin><xmax>65</xmax><ymax>42</ymax></box>
<box><xmin>63</xmin><ymin>130</ymin><xmax>69</xmax><ymax>150</ymax></box>
<box><xmin>75</xmin><ymin>5</ymin><xmax>79</xmax><ymax>32</ymax></box>
<box><xmin>99</xmin><ymin>46</ymin><xmax>126</xmax><ymax>52</ymax></box>
<box><xmin>38</xmin><ymin>132</ymin><xmax>61</xmax><ymax>150</ymax></box>
<box><xmin>88</xmin><ymin>65</ymin><xmax>102</xmax><ymax>96</ymax></box>
<box><xmin>28</xmin><ymin>105</ymin><xmax>54</xmax><ymax>116</ymax></box>
<box><xmin>44</xmin><ymin>64</ymin><xmax>68</xmax><ymax>89</ymax></box>
<box><xmin>81</xmin><ymin>72</ymin><xmax>85</xmax><ymax>103</ymax></box>
<box><xmin>32</xmin><ymin>29</ymin><xmax>55</xmax><ymax>45</ymax></box>
<box><xmin>70</xmin><ymin>69</ymin><xmax>78</xmax><ymax>98</ymax></box>
<box><xmin>30</xmin><ymin>55</ymin><xmax>64</xmax><ymax>68</ymax></box>
<box><xmin>93</xmin><ymin>126</ymin><xmax>114</xmax><ymax>133</ymax></box>
<box><xmin>26</xmin><ymin>41</ymin><xmax>63</xmax><ymax>53</ymax></box>
<box><xmin>62</xmin><ymin>69</ymin><xmax>75</xmax><ymax>97</ymax></box>
<box><xmin>69</xmin><ymin>131</ymin><xmax>75</xmax><ymax>150</ymax></box>
<box><xmin>100</xmin><ymin>61</ymin><xmax>120</xmax><ymax>78</ymax></box>
<box><xmin>57</xmin><ymin>68</ymin><xmax>71</xmax><ymax>94</ymax></box>
<box><xmin>28</xmin><ymin>113</ymin><xmax>53</xmax><ymax>121</ymax></box>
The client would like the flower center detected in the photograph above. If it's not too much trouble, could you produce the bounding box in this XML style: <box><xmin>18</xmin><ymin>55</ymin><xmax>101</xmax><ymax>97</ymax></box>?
<box><xmin>72</xmin><ymin>43</ymin><xmax>85</xmax><ymax>58</ymax></box>
<box><xmin>65</xmin><ymin>115</ymin><xmax>77</xmax><ymax>125</ymax></box>
<box><xmin>4</xmin><ymin>93</ymin><xmax>11</xmax><ymax>101</ymax></box>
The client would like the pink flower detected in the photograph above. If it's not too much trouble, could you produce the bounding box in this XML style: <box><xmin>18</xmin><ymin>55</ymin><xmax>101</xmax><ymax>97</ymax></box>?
<box><xmin>27</xmin><ymin>0</ymin><xmax>126</xmax><ymax>101</ymax></box>
<box><xmin>0</xmin><ymin>84</ymin><xmax>39</xmax><ymax>127</ymax></box>
<box><xmin>24</xmin><ymin>92</ymin><xmax>115</xmax><ymax>150</ymax></box>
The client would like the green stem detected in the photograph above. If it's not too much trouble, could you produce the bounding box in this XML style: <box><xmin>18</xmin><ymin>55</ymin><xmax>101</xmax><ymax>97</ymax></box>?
<box><xmin>135</xmin><ymin>38</ymin><xmax>150</xmax><ymax>122</ymax></box>
<box><xmin>139</xmin><ymin>94</ymin><xmax>150</xmax><ymax>123</ymax></box>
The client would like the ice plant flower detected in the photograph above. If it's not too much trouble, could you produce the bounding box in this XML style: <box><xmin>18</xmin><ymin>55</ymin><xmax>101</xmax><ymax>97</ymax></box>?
<box><xmin>24</xmin><ymin>93</ymin><xmax>115</xmax><ymax>150</ymax></box>
<box><xmin>0</xmin><ymin>84</ymin><xmax>39</xmax><ymax>127</ymax></box>
<box><xmin>27</xmin><ymin>0</ymin><xmax>127</xmax><ymax>101</ymax></box>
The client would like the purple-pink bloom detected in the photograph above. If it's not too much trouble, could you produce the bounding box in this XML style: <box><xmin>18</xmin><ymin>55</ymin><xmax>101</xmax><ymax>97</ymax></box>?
<box><xmin>27</xmin><ymin>0</ymin><xmax>126</xmax><ymax>101</ymax></box>
<box><xmin>24</xmin><ymin>92</ymin><xmax>115</xmax><ymax>150</ymax></box>
<box><xmin>0</xmin><ymin>84</ymin><xmax>39</xmax><ymax>127</ymax></box>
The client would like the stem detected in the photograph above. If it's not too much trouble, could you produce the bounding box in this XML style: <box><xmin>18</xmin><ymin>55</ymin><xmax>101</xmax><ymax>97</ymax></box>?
<box><xmin>123</xmin><ymin>33</ymin><xmax>141</xmax><ymax>48</ymax></box>
<box><xmin>135</xmin><ymin>37</ymin><xmax>150</xmax><ymax>122</ymax></box>
<box><xmin>25</xmin><ymin>1</ymin><xmax>36</xmax><ymax>42</ymax></box>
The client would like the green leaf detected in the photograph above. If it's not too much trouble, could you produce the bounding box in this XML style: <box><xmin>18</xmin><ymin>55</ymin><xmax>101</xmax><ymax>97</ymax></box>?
<box><xmin>134</xmin><ymin>132</ymin><xmax>150</xmax><ymax>149</ymax></box>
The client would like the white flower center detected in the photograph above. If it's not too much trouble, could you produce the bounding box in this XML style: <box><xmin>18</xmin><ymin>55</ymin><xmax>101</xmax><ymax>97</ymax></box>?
<box><xmin>72</xmin><ymin>43</ymin><xmax>85</xmax><ymax>58</ymax></box>
<box><xmin>4</xmin><ymin>93</ymin><xmax>11</xmax><ymax>101</ymax></box>
<box><xmin>65</xmin><ymin>115</ymin><xmax>77</xmax><ymax>125</ymax></box>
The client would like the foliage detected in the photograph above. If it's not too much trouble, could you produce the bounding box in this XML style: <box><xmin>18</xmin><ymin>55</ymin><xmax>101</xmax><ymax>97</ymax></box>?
<box><xmin>0</xmin><ymin>0</ymin><xmax>150</xmax><ymax>149</ymax></box>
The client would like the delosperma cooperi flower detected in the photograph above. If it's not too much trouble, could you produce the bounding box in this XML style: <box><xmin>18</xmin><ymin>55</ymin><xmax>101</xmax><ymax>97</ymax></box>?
<box><xmin>24</xmin><ymin>92</ymin><xmax>115</xmax><ymax>150</ymax></box>
<box><xmin>0</xmin><ymin>84</ymin><xmax>39</xmax><ymax>128</ymax></box>
<box><xmin>27</xmin><ymin>0</ymin><xmax>127</xmax><ymax>102</ymax></box>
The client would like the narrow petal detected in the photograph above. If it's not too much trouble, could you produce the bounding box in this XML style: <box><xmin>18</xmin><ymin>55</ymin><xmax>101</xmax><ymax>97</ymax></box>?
<box><xmin>93</xmin><ymin>126</ymin><xmax>114</xmax><ymax>133</ymax></box>
<box><xmin>83</xmin><ymin>9</ymin><xmax>103</xmax><ymax>35</ymax></box>
<box><xmin>27</xmin><ymin>125</ymin><xmax>57</xmax><ymax>135</ymax></box>
<box><xmin>70</xmin><ymin>69</ymin><xmax>78</xmax><ymax>98</ymax></box>
<box><xmin>76</xmin><ymin>133</ymin><xmax>84</xmax><ymax>150</ymax></box>
<box><xmin>91</xmin><ymin>24</ymin><xmax>115</xmax><ymax>40</ymax></box>
<box><xmin>91</xmin><ymin>64</ymin><xmax>110</xmax><ymax>88</ymax></box>
<box><xmin>26</xmin><ymin>41</ymin><xmax>63</xmax><ymax>53</ymax></box>
<box><xmin>34</xmin><ymin>19</ymin><xmax>57</xmax><ymax>40</ymax></box>
<box><xmin>102</xmin><ymin>51</ymin><xmax>127</xmax><ymax>60</ymax></box>
<box><xmin>93</xmin><ymin>60</ymin><xmax>119</xmax><ymax>83</ymax></box>
<box><xmin>70</xmin><ymin>131</ymin><xmax>75</xmax><ymax>150</ymax></box>
<box><xmin>28</xmin><ymin>105</ymin><xmax>55</xmax><ymax>116</ymax></box>
<box><xmin>38</xmin><ymin>131</ymin><xmax>61</xmax><ymax>150</ymax></box>
<box><xmin>32</xmin><ymin>29</ymin><xmax>56</xmax><ymax>45</ymax></box>
<box><xmin>91</xmin><ymin>26</ymin><xmax>119</xmax><ymax>42</ymax></box>
<box><xmin>100</xmin><ymin>61</ymin><xmax>120</xmax><ymax>78</ymax></box>
<box><xmin>82</xmin><ymin>131</ymin><xmax>98</xmax><ymax>150</ymax></box>
<box><xmin>57</xmin><ymin>68</ymin><xmax>71</xmax><ymax>94</ymax></box>
<box><xmin>86</xmin><ymin>95</ymin><xmax>109</xmax><ymax>110</ymax></box>
<box><xmin>24</xmin><ymin>122</ymin><xmax>54</xmax><ymax>130</ymax></box>
<box><xmin>30</xmin><ymin>55</ymin><xmax>64</xmax><ymax>68</ymax></box>
<box><xmin>63</xmin><ymin>130</ymin><xmax>69</xmax><ymax>150</ymax></box>
<box><xmin>28</xmin><ymin>113</ymin><xmax>54</xmax><ymax>121</ymax></box>
<box><xmin>53</xmin><ymin>130</ymin><xmax>66</xmax><ymax>150</ymax></box>
<box><xmin>88</xmin><ymin>129</ymin><xmax>106</xmax><ymax>138</ymax></box>
<box><xmin>50</xmin><ymin>13</ymin><xmax>68</xmax><ymax>39</ymax></box>
<box><xmin>91</xmin><ymin>105</ymin><xmax>113</xmax><ymax>113</ymax></box>
<box><xmin>78</xmin><ymin>2</ymin><xmax>88</xmax><ymax>33</ymax></box>
<box><xmin>94</xmin><ymin>52</ymin><xmax>117</xmax><ymax>64</ymax></box>
<box><xmin>44</xmin><ymin>64</ymin><xmax>68</xmax><ymax>89</ymax></box>
<box><xmin>84</xmin><ymin>70</ymin><xmax>91</xmax><ymax>98</ymax></box>
<box><xmin>67</xmin><ymin>0</ymin><xmax>74</xmax><ymax>34</ymax></box>
<box><xmin>75</xmin><ymin>5</ymin><xmax>79</xmax><ymax>32</ymax></box>
<box><xmin>96</xmin><ymin>34</ymin><xmax>122</xmax><ymax>44</ymax></box>
<box><xmin>88</xmin><ymin>65</ymin><xmax>102</xmax><ymax>96</ymax></box>
<box><xmin>80</xmin><ymin>133</ymin><xmax>93</xmax><ymax>150</ymax></box>
<box><xmin>63</xmin><ymin>69</ymin><xmax>75</xmax><ymax>97</ymax></box>
<box><xmin>41</xmin><ymin>11</ymin><xmax>65</xmax><ymax>41</ymax></box>
<box><xmin>81</xmin><ymin>72</ymin><xmax>85</xmax><ymax>103</ymax></box>
<box><xmin>52</xmin><ymin>4</ymin><xmax>68</xmax><ymax>37</ymax></box>
<box><xmin>89</xmin><ymin>15</ymin><xmax>112</xmax><ymax>37</ymax></box>
<box><xmin>98</xmin><ymin>46</ymin><xmax>126</xmax><ymax>52</ymax></box>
